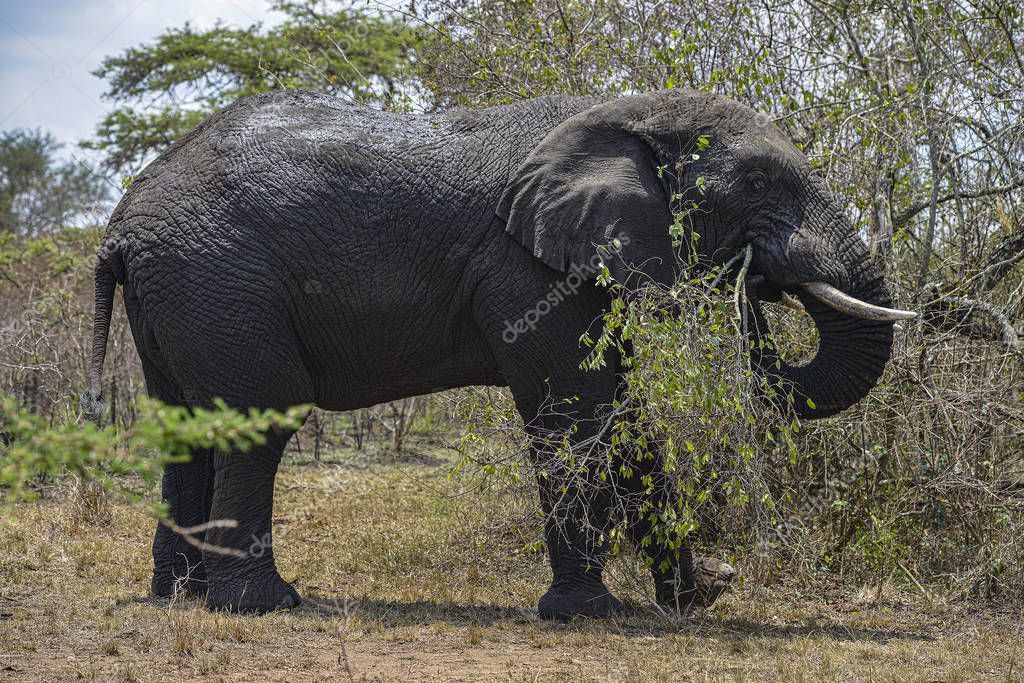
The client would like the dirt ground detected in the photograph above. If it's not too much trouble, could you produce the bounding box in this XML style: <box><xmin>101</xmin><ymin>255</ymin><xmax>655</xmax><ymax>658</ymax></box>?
<box><xmin>1</xmin><ymin>451</ymin><xmax>1021</xmax><ymax>681</ymax></box>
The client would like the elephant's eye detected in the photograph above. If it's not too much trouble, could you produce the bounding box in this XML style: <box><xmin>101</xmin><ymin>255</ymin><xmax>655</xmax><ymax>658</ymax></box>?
<box><xmin>747</xmin><ymin>170</ymin><xmax>769</xmax><ymax>194</ymax></box>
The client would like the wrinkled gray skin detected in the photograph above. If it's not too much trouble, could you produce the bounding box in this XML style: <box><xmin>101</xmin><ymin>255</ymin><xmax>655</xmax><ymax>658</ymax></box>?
<box><xmin>83</xmin><ymin>89</ymin><xmax>894</xmax><ymax>619</ymax></box>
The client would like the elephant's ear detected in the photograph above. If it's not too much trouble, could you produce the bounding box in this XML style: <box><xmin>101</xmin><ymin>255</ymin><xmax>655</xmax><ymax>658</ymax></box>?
<box><xmin>496</xmin><ymin>105</ymin><xmax>677</xmax><ymax>287</ymax></box>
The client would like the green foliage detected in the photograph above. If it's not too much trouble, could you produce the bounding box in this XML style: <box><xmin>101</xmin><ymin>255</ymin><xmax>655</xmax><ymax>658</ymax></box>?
<box><xmin>0</xmin><ymin>129</ymin><xmax>109</xmax><ymax>235</ymax></box>
<box><xmin>416</xmin><ymin>0</ymin><xmax>778</xmax><ymax>103</ymax></box>
<box><xmin>85</xmin><ymin>108</ymin><xmax>210</xmax><ymax>180</ymax></box>
<box><xmin>85</xmin><ymin>0</ymin><xmax>421</xmax><ymax>173</ymax></box>
<box><xmin>0</xmin><ymin>392</ymin><xmax>309</xmax><ymax>508</ymax></box>
<box><xmin>451</xmin><ymin>394</ymin><xmax>528</xmax><ymax>486</ymax></box>
<box><xmin>592</xmin><ymin>278</ymin><xmax>798</xmax><ymax>548</ymax></box>
<box><xmin>452</xmin><ymin>230</ymin><xmax>802</xmax><ymax>580</ymax></box>
<box><xmin>0</xmin><ymin>227</ymin><xmax>106</xmax><ymax>291</ymax></box>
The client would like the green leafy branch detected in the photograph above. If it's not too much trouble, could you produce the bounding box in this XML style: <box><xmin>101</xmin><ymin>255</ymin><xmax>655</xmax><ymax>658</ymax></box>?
<box><xmin>0</xmin><ymin>393</ymin><xmax>309</xmax><ymax>509</ymax></box>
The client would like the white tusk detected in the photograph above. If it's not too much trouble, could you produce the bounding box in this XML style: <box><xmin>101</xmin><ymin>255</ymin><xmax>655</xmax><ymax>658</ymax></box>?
<box><xmin>801</xmin><ymin>282</ymin><xmax>917</xmax><ymax>321</ymax></box>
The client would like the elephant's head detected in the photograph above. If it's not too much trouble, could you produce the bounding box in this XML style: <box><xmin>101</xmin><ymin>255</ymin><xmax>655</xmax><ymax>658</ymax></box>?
<box><xmin>497</xmin><ymin>89</ymin><xmax>914</xmax><ymax>419</ymax></box>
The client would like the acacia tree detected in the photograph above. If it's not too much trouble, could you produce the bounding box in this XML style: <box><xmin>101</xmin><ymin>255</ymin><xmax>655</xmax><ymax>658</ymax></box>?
<box><xmin>85</xmin><ymin>0</ymin><xmax>421</xmax><ymax>175</ymax></box>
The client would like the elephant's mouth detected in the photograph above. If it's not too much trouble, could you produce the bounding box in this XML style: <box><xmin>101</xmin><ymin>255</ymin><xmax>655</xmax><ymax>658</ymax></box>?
<box><xmin>742</xmin><ymin>258</ymin><xmax>914</xmax><ymax>420</ymax></box>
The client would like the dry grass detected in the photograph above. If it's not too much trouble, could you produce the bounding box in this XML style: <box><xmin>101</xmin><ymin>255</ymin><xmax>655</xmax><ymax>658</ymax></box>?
<box><xmin>1</xmin><ymin>448</ymin><xmax>1022</xmax><ymax>682</ymax></box>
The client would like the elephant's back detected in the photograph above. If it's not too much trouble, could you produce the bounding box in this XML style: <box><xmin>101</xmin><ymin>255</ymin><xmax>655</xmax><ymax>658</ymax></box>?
<box><xmin>104</xmin><ymin>94</ymin><xmax>415</xmax><ymax>263</ymax></box>
<box><xmin>129</xmin><ymin>91</ymin><xmax>449</xmax><ymax>217</ymax></box>
<box><xmin>108</xmin><ymin>90</ymin><xmax>602</xmax><ymax>245</ymax></box>
<box><xmin>102</xmin><ymin>89</ymin><xmax>604</xmax><ymax>317</ymax></box>
<box><xmin>102</xmin><ymin>94</ymin><xmax>452</xmax><ymax>328</ymax></box>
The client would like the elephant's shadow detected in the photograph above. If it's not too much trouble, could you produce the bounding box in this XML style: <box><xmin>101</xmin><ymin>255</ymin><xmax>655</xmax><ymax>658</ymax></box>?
<box><xmin>295</xmin><ymin>593</ymin><xmax>936</xmax><ymax>645</ymax></box>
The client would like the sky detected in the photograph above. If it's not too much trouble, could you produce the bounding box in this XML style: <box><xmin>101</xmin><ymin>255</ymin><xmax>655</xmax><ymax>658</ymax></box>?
<box><xmin>0</xmin><ymin>0</ymin><xmax>284</xmax><ymax>163</ymax></box>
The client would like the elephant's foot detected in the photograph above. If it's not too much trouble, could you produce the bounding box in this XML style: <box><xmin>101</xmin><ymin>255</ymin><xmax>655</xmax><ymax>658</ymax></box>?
<box><xmin>693</xmin><ymin>556</ymin><xmax>735</xmax><ymax>607</ymax></box>
<box><xmin>538</xmin><ymin>581</ymin><xmax>623</xmax><ymax>621</ymax></box>
<box><xmin>654</xmin><ymin>555</ymin><xmax>736</xmax><ymax>612</ymax></box>
<box><xmin>205</xmin><ymin>567</ymin><xmax>302</xmax><ymax>613</ymax></box>
<box><xmin>152</xmin><ymin>567</ymin><xmax>208</xmax><ymax>599</ymax></box>
<box><xmin>152</xmin><ymin>553</ymin><xmax>208</xmax><ymax>599</ymax></box>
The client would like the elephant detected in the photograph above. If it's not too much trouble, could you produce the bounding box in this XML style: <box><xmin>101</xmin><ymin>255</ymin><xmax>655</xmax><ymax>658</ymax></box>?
<box><xmin>80</xmin><ymin>88</ymin><xmax>914</xmax><ymax>619</ymax></box>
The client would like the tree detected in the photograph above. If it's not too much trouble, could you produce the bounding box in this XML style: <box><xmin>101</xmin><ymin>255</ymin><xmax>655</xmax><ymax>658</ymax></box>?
<box><xmin>0</xmin><ymin>129</ymin><xmax>110</xmax><ymax>236</ymax></box>
<box><xmin>416</xmin><ymin>0</ymin><xmax>1024</xmax><ymax>309</ymax></box>
<box><xmin>85</xmin><ymin>0</ymin><xmax>421</xmax><ymax>175</ymax></box>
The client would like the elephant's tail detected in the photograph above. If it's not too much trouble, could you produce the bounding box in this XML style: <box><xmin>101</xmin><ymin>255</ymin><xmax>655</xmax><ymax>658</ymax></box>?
<box><xmin>79</xmin><ymin>246</ymin><xmax>121</xmax><ymax>424</ymax></box>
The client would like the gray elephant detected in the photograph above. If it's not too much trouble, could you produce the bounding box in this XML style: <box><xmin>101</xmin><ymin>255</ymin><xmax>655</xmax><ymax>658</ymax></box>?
<box><xmin>81</xmin><ymin>89</ymin><xmax>912</xmax><ymax>619</ymax></box>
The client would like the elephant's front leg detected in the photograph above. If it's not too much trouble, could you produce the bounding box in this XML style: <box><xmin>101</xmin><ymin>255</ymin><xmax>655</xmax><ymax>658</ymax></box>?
<box><xmin>615</xmin><ymin>445</ymin><xmax>735</xmax><ymax>611</ymax></box>
<box><xmin>531</xmin><ymin>427</ymin><xmax>623</xmax><ymax>621</ymax></box>
<box><xmin>201</xmin><ymin>429</ymin><xmax>302</xmax><ymax>613</ymax></box>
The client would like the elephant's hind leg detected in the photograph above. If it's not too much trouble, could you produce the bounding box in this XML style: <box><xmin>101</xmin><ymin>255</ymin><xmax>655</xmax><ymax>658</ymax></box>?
<box><xmin>141</xmin><ymin>355</ymin><xmax>215</xmax><ymax>600</ymax></box>
<box><xmin>126</xmin><ymin>276</ymin><xmax>214</xmax><ymax>600</ymax></box>
<box><xmin>169</xmin><ymin>347</ymin><xmax>312</xmax><ymax>614</ymax></box>
<box><xmin>203</xmin><ymin>426</ymin><xmax>304</xmax><ymax>613</ymax></box>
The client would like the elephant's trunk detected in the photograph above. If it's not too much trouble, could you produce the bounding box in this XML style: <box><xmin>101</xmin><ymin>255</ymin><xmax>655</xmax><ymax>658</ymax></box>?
<box><xmin>747</xmin><ymin>228</ymin><xmax>900</xmax><ymax>420</ymax></box>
